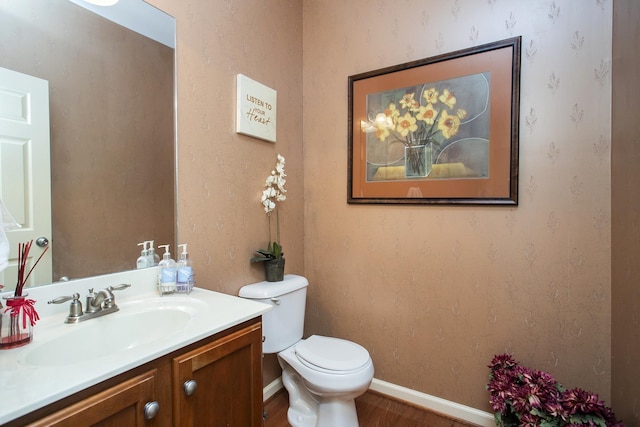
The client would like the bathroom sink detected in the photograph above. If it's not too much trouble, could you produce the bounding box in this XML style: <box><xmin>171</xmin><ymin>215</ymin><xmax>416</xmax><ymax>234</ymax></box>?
<box><xmin>23</xmin><ymin>298</ymin><xmax>203</xmax><ymax>367</ymax></box>
<box><xmin>0</xmin><ymin>268</ymin><xmax>273</xmax><ymax>425</ymax></box>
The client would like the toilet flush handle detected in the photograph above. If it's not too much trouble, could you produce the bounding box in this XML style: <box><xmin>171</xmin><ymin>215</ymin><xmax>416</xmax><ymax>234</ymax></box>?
<box><xmin>270</xmin><ymin>298</ymin><xmax>280</xmax><ymax>305</ymax></box>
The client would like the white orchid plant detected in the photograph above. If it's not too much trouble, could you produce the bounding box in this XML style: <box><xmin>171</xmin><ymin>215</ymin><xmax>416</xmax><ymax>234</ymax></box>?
<box><xmin>251</xmin><ymin>154</ymin><xmax>287</xmax><ymax>262</ymax></box>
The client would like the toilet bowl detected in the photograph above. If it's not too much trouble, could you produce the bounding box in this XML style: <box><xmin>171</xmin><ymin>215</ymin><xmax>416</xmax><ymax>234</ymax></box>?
<box><xmin>238</xmin><ymin>275</ymin><xmax>374</xmax><ymax>427</ymax></box>
<box><xmin>278</xmin><ymin>335</ymin><xmax>374</xmax><ymax>427</ymax></box>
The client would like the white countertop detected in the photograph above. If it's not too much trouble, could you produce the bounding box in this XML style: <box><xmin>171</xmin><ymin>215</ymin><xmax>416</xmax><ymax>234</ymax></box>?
<box><xmin>0</xmin><ymin>268</ymin><xmax>271</xmax><ymax>424</ymax></box>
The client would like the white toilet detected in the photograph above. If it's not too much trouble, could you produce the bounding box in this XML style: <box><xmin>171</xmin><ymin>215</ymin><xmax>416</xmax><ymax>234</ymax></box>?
<box><xmin>239</xmin><ymin>274</ymin><xmax>374</xmax><ymax>427</ymax></box>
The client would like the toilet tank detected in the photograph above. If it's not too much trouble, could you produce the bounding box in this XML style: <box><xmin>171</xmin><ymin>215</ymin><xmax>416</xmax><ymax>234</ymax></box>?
<box><xmin>239</xmin><ymin>274</ymin><xmax>308</xmax><ymax>354</ymax></box>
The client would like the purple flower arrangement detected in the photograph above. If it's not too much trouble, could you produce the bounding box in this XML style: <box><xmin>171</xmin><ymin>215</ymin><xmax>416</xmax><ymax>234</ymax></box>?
<box><xmin>487</xmin><ymin>354</ymin><xmax>624</xmax><ymax>427</ymax></box>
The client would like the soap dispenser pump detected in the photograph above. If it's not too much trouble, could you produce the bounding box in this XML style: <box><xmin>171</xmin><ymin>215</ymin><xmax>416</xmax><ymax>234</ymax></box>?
<box><xmin>137</xmin><ymin>242</ymin><xmax>150</xmax><ymax>269</ymax></box>
<box><xmin>157</xmin><ymin>244</ymin><xmax>176</xmax><ymax>293</ymax></box>
<box><xmin>176</xmin><ymin>243</ymin><xmax>194</xmax><ymax>293</ymax></box>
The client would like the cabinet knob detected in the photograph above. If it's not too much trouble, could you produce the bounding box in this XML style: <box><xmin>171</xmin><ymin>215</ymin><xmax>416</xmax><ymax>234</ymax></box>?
<box><xmin>183</xmin><ymin>379</ymin><xmax>198</xmax><ymax>396</ymax></box>
<box><xmin>144</xmin><ymin>401</ymin><xmax>160</xmax><ymax>420</ymax></box>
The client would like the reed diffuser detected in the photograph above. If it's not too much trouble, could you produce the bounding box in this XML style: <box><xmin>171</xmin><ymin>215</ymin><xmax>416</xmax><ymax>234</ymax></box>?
<box><xmin>0</xmin><ymin>240</ymin><xmax>47</xmax><ymax>349</ymax></box>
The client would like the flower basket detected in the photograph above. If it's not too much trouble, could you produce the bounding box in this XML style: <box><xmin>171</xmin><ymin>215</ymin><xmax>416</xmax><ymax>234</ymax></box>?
<box><xmin>487</xmin><ymin>354</ymin><xmax>624</xmax><ymax>427</ymax></box>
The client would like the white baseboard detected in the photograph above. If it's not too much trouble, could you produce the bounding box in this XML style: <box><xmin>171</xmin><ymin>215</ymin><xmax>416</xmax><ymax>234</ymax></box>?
<box><xmin>263</xmin><ymin>377</ymin><xmax>284</xmax><ymax>401</ymax></box>
<box><xmin>263</xmin><ymin>377</ymin><xmax>496</xmax><ymax>427</ymax></box>
<box><xmin>369</xmin><ymin>378</ymin><xmax>496</xmax><ymax>427</ymax></box>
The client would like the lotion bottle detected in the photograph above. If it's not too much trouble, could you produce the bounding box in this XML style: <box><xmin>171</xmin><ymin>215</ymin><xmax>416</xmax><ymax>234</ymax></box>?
<box><xmin>176</xmin><ymin>243</ymin><xmax>194</xmax><ymax>293</ymax></box>
<box><xmin>136</xmin><ymin>242</ymin><xmax>150</xmax><ymax>269</ymax></box>
<box><xmin>158</xmin><ymin>244</ymin><xmax>176</xmax><ymax>292</ymax></box>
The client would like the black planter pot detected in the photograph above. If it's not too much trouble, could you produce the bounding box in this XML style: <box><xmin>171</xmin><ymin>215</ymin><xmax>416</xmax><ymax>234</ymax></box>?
<box><xmin>263</xmin><ymin>258</ymin><xmax>285</xmax><ymax>282</ymax></box>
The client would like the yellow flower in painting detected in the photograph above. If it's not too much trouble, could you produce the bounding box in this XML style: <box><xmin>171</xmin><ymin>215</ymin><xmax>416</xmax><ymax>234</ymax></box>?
<box><xmin>396</xmin><ymin>112</ymin><xmax>418</xmax><ymax>137</ymax></box>
<box><xmin>370</xmin><ymin>84</ymin><xmax>467</xmax><ymax>149</ymax></box>
<box><xmin>384</xmin><ymin>103</ymin><xmax>400</xmax><ymax>119</ymax></box>
<box><xmin>416</xmin><ymin>104</ymin><xmax>438</xmax><ymax>125</ymax></box>
<box><xmin>375</xmin><ymin>123</ymin><xmax>390</xmax><ymax>141</ymax></box>
<box><xmin>399</xmin><ymin>93</ymin><xmax>420</xmax><ymax>111</ymax></box>
<box><xmin>423</xmin><ymin>87</ymin><xmax>439</xmax><ymax>104</ymax></box>
<box><xmin>437</xmin><ymin>110</ymin><xmax>461</xmax><ymax>139</ymax></box>
<box><xmin>438</xmin><ymin>89</ymin><xmax>456</xmax><ymax>109</ymax></box>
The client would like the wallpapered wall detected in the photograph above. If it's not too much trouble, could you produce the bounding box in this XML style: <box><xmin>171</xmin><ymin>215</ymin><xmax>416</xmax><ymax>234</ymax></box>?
<box><xmin>303</xmin><ymin>0</ymin><xmax>613</xmax><ymax>410</ymax></box>
<box><xmin>149</xmin><ymin>0</ymin><xmax>628</xmax><ymax>417</ymax></box>
<box><xmin>146</xmin><ymin>0</ymin><xmax>304</xmax><ymax>382</ymax></box>
<box><xmin>612</xmin><ymin>1</ymin><xmax>640</xmax><ymax>424</ymax></box>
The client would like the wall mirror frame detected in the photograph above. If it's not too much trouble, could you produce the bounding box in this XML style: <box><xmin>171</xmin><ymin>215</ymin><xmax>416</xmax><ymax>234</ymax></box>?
<box><xmin>0</xmin><ymin>0</ymin><xmax>177</xmax><ymax>289</ymax></box>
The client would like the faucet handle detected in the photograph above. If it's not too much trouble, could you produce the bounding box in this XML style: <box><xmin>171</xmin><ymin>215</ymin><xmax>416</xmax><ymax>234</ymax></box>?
<box><xmin>108</xmin><ymin>283</ymin><xmax>131</xmax><ymax>292</ymax></box>
<box><xmin>48</xmin><ymin>293</ymin><xmax>80</xmax><ymax>305</ymax></box>
<box><xmin>48</xmin><ymin>293</ymin><xmax>83</xmax><ymax>320</ymax></box>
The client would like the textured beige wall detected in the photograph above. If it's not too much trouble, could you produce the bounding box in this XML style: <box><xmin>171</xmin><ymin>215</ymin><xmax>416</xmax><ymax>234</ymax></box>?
<box><xmin>7</xmin><ymin>0</ymin><xmax>637</xmax><ymax>418</ymax></box>
<box><xmin>150</xmin><ymin>0</ymin><xmax>625</xmax><ymax>417</ymax></box>
<box><xmin>147</xmin><ymin>0</ymin><xmax>304</xmax><ymax>380</ymax></box>
<box><xmin>303</xmin><ymin>0</ymin><xmax>612</xmax><ymax>411</ymax></box>
<box><xmin>612</xmin><ymin>1</ymin><xmax>640</xmax><ymax>424</ymax></box>
<box><xmin>150</xmin><ymin>0</ymin><xmax>304</xmax><ymax>290</ymax></box>
<box><xmin>0</xmin><ymin>0</ymin><xmax>175</xmax><ymax>282</ymax></box>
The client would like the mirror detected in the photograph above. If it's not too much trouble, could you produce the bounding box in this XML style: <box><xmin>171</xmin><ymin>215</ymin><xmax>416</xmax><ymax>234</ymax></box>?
<box><xmin>0</xmin><ymin>0</ymin><xmax>176</xmax><ymax>286</ymax></box>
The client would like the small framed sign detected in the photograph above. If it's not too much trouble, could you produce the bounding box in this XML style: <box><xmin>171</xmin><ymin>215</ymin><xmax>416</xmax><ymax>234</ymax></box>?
<box><xmin>236</xmin><ymin>74</ymin><xmax>277</xmax><ymax>142</ymax></box>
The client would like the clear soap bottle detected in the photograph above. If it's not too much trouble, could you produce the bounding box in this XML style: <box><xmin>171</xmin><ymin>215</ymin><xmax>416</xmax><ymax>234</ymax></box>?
<box><xmin>137</xmin><ymin>242</ymin><xmax>150</xmax><ymax>269</ymax></box>
<box><xmin>176</xmin><ymin>243</ymin><xmax>194</xmax><ymax>293</ymax></box>
<box><xmin>157</xmin><ymin>244</ymin><xmax>176</xmax><ymax>293</ymax></box>
<box><xmin>147</xmin><ymin>240</ymin><xmax>160</xmax><ymax>266</ymax></box>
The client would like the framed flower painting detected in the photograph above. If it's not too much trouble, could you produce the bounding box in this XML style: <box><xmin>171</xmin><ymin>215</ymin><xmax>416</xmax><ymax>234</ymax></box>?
<box><xmin>347</xmin><ymin>36</ymin><xmax>521</xmax><ymax>205</ymax></box>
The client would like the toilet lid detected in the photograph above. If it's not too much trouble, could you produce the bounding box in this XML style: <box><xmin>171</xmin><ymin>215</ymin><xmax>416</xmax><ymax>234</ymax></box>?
<box><xmin>294</xmin><ymin>335</ymin><xmax>370</xmax><ymax>372</ymax></box>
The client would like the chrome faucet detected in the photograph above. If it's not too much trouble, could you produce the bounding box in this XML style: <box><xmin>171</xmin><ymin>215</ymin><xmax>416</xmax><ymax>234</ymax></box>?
<box><xmin>49</xmin><ymin>284</ymin><xmax>131</xmax><ymax>324</ymax></box>
<box><xmin>85</xmin><ymin>287</ymin><xmax>115</xmax><ymax>313</ymax></box>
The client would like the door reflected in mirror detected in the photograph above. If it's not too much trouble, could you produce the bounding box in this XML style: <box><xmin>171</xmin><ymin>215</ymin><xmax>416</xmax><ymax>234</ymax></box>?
<box><xmin>0</xmin><ymin>0</ymin><xmax>176</xmax><ymax>289</ymax></box>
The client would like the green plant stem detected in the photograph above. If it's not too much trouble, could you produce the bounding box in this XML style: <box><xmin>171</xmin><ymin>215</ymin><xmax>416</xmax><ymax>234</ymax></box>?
<box><xmin>276</xmin><ymin>209</ymin><xmax>280</xmax><ymax>247</ymax></box>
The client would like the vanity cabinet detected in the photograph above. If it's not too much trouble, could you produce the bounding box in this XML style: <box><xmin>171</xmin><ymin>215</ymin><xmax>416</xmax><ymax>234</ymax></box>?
<box><xmin>26</xmin><ymin>370</ymin><xmax>160</xmax><ymax>427</ymax></box>
<box><xmin>172</xmin><ymin>321</ymin><xmax>263</xmax><ymax>426</ymax></box>
<box><xmin>9</xmin><ymin>318</ymin><xmax>263</xmax><ymax>427</ymax></box>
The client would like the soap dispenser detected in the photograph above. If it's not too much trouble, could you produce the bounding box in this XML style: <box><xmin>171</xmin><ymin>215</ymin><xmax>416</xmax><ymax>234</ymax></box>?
<box><xmin>147</xmin><ymin>240</ymin><xmax>160</xmax><ymax>266</ymax></box>
<box><xmin>176</xmin><ymin>243</ymin><xmax>194</xmax><ymax>293</ymax></box>
<box><xmin>137</xmin><ymin>242</ymin><xmax>150</xmax><ymax>269</ymax></box>
<box><xmin>157</xmin><ymin>244</ymin><xmax>176</xmax><ymax>293</ymax></box>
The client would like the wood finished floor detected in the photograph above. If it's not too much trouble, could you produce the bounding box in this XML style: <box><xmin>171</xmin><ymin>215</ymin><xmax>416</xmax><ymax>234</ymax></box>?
<box><xmin>263</xmin><ymin>389</ymin><xmax>481</xmax><ymax>427</ymax></box>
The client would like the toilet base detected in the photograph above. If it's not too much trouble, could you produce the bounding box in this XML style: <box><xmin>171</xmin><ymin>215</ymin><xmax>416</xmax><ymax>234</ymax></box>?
<box><xmin>287</xmin><ymin>406</ymin><xmax>317</xmax><ymax>427</ymax></box>
<box><xmin>282</xmin><ymin>365</ymin><xmax>360</xmax><ymax>427</ymax></box>
<box><xmin>316</xmin><ymin>397</ymin><xmax>359</xmax><ymax>427</ymax></box>
<box><xmin>287</xmin><ymin>397</ymin><xmax>358</xmax><ymax>427</ymax></box>
<box><xmin>282</xmin><ymin>368</ymin><xmax>318</xmax><ymax>427</ymax></box>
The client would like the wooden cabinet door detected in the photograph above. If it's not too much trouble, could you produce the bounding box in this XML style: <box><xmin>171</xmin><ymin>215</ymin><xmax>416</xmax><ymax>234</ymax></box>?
<box><xmin>172</xmin><ymin>322</ymin><xmax>263</xmax><ymax>427</ymax></box>
<box><xmin>27</xmin><ymin>370</ymin><xmax>160</xmax><ymax>427</ymax></box>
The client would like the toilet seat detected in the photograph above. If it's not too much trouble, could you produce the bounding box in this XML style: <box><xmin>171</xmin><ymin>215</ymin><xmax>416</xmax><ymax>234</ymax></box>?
<box><xmin>294</xmin><ymin>335</ymin><xmax>370</xmax><ymax>374</ymax></box>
